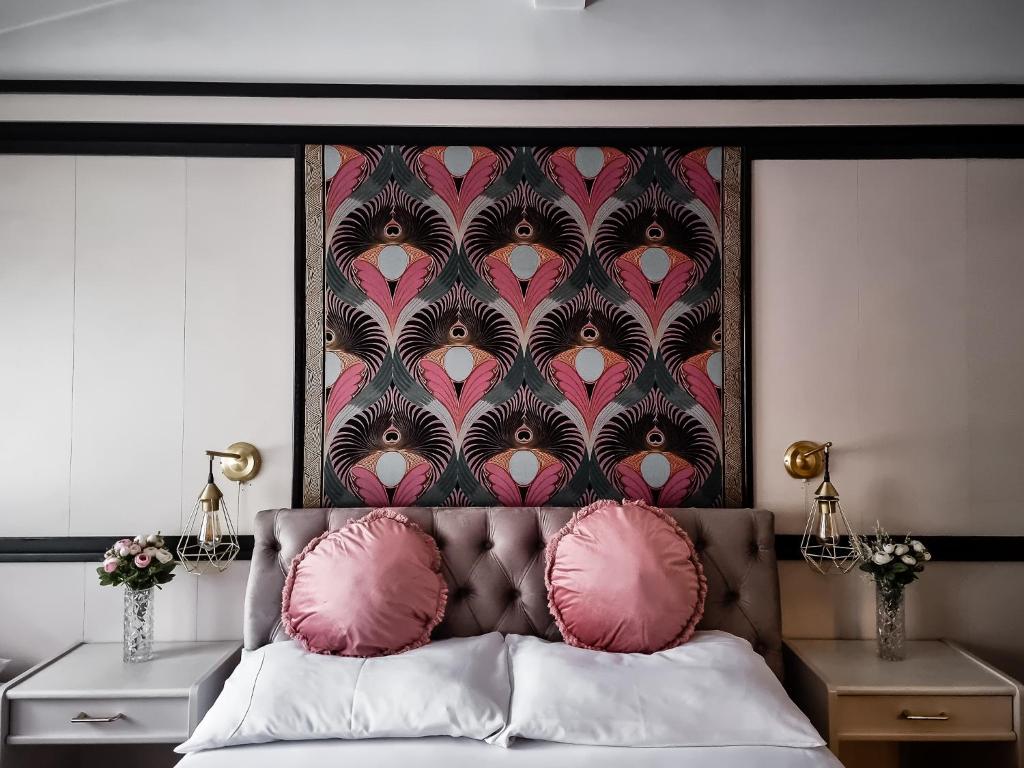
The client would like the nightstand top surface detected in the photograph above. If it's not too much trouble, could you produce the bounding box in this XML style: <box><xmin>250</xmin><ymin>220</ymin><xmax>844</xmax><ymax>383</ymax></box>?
<box><xmin>785</xmin><ymin>639</ymin><xmax>1015</xmax><ymax>695</ymax></box>
<box><xmin>7</xmin><ymin>641</ymin><xmax>240</xmax><ymax>700</ymax></box>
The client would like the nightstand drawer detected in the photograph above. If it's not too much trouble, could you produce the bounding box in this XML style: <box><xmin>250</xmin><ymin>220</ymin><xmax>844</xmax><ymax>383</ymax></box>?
<box><xmin>836</xmin><ymin>694</ymin><xmax>1015</xmax><ymax>741</ymax></box>
<box><xmin>8</xmin><ymin>696</ymin><xmax>189</xmax><ymax>744</ymax></box>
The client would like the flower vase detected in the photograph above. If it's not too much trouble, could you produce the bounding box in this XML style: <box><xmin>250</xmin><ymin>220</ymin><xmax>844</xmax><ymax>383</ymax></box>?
<box><xmin>875</xmin><ymin>581</ymin><xmax>906</xmax><ymax>661</ymax></box>
<box><xmin>123</xmin><ymin>586</ymin><xmax>155</xmax><ymax>663</ymax></box>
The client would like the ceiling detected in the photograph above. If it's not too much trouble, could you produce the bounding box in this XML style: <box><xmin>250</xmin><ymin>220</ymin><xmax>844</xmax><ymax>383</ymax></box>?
<box><xmin>0</xmin><ymin>0</ymin><xmax>1022</xmax><ymax>86</ymax></box>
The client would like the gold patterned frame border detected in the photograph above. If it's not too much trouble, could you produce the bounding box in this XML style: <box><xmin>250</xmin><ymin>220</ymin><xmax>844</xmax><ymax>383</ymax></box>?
<box><xmin>302</xmin><ymin>144</ymin><xmax>326</xmax><ymax>507</ymax></box>
<box><xmin>300</xmin><ymin>143</ymin><xmax>748</xmax><ymax>508</ymax></box>
<box><xmin>721</xmin><ymin>146</ymin><xmax>746</xmax><ymax>507</ymax></box>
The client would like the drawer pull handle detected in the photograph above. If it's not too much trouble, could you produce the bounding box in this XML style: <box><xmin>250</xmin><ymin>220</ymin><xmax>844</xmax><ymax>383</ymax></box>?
<box><xmin>71</xmin><ymin>712</ymin><xmax>124</xmax><ymax>724</ymax></box>
<box><xmin>900</xmin><ymin>710</ymin><xmax>949</xmax><ymax>721</ymax></box>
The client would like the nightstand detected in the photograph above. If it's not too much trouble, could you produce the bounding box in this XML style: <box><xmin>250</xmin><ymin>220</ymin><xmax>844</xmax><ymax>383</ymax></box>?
<box><xmin>0</xmin><ymin>641</ymin><xmax>239</xmax><ymax>767</ymax></box>
<box><xmin>785</xmin><ymin>639</ymin><xmax>1022</xmax><ymax>768</ymax></box>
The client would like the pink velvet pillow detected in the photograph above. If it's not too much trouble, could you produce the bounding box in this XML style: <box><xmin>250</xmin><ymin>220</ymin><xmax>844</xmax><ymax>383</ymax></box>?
<box><xmin>282</xmin><ymin>509</ymin><xmax>447</xmax><ymax>657</ymax></box>
<box><xmin>545</xmin><ymin>499</ymin><xmax>707</xmax><ymax>654</ymax></box>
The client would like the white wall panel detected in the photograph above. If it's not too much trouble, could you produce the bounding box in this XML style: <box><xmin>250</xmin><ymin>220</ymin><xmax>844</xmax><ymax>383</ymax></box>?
<box><xmin>855</xmin><ymin>160</ymin><xmax>969</xmax><ymax>535</ymax></box>
<box><xmin>965</xmin><ymin>160</ymin><xmax>1024</xmax><ymax>536</ymax></box>
<box><xmin>755</xmin><ymin>157</ymin><xmax>1024</xmax><ymax>684</ymax></box>
<box><xmin>152</xmin><ymin>572</ymin><xmax>199</xmax><ymax>641</ymax></box>
<box><xmin>69</xmin><ymin>157</ymin><xmax>186</xmax><ymax>535</ymax></box>
<box><xmin>4</xmin><ymin>153</ymin><xmax>1024</xmax><ymax>690</ymax></box>
<box><xmin>81</xmin><ymin>560</ymin><xmax>123</xmax><ymax>643</ymax></box>
<box><xmin>181</xmin><ymin>158</ymin><xmax>294</xmax><ymax>534</ymax></box>
<box><xmin>0</xmin><ymin>563</ymin><xmax>83</xmax><ymax>677</ymax></box>
<box><xmin>196</xmin><ymin>562</ymin><xmax>250</xmax><ymax>641</ymax></box>
<box><xmin>753</xmin><ymin>159</ymin><xmax>1003</xmax><ymax>536</ymax></box>
<box><xmin>752</xmin><ymin>160</ymin><xmax>861</xmax><ymax>533</ymax></box>
<box><xmin>0</xmin><ymin>155</ymin><xmax>75</xmax><ymax>535</ymax></box>
<box><xmin>0</xmin><ymin>154</ymin><xmax>294</xmax><ymax>679</ymax></box>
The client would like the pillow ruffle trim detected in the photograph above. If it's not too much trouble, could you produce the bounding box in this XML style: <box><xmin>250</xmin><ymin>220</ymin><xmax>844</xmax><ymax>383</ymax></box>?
<box><xmin>280</xmin><ymin>508</ymin><xmax>448</xmax><ymax>657</ymax></box>
<box><xmin>544</xmin><ymin>498</ymin><xmax>708</xmax><ymax>653</ymax></box>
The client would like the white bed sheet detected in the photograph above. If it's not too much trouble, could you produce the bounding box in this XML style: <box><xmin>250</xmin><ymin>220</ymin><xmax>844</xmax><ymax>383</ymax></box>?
<box><xmin>175</xmin><ymin>736</ymin><xmax>843</xmax><ymax>768</ymax></box>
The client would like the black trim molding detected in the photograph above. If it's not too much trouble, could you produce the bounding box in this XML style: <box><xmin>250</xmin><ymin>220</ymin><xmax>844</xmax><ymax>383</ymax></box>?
<box><xmin>2</xmin><ymin>124</ymin><xmax>1023</xmax><ymax>162</ymax></box>
<box><xmin>0</xmin><ymin>536</ymin><xmax>254</xmax><ymax>563</ymax></box>
<box><xmin>2</xmin><ymin>81</ymin><xmax>1023</xmax><ymax>100</ymax></box>
<box><xmin>0</xmin><ymin>535</ymin><xmax>1018</xmax><ymax>563</ymax></box>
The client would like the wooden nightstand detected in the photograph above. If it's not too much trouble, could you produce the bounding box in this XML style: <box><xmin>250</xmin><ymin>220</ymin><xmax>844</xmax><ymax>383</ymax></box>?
<box><xmin>785</xmin><ymin>639</ymin><xmax>1022</xmax><ymax>768</ymax></box>
<box><xmin>0</xmin><ymin>641</ymin><xmax>239</xmax><ymax>767</ymax></box>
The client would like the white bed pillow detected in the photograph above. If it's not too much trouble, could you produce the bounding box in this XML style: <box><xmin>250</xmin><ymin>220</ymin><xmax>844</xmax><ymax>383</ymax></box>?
<box><xmin>491</xmin><ymin>631</ymin><xmax>824</xmax><ymax>748</ymax></box>
<box><xmin>177</xmin><ymin>633</ymin><xmax>510</xmax><ymax>753</ymax></box>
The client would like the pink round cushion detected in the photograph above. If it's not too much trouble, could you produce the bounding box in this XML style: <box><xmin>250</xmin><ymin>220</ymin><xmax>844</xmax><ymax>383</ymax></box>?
<box><xmin>546</xmin><ymin>499</ymin><xmax>707</xmax><ymax>653</ymax></box>
<box><xmin>281</xmin><ymin>509</ymin><xmax>447</xmax><ymax>657</ymax></box>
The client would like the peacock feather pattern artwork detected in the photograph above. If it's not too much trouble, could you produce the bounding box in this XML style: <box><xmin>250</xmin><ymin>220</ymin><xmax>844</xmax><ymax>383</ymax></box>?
<box><xmin>318</xmin><ymin>144</ymin><xmax>737</xmax><ymax>508</ymax></box>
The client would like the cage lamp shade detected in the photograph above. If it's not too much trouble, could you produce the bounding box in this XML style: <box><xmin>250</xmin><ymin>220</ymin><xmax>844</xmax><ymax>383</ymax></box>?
<box><xmin>176</xmin><ymin>444</ymin><xmax>259</xmax><ymax>574</ymax></box>
<box><xmin>795</xmin><ymin>443</ymin><xmax>861</xmax><ymax>575</ymax></box>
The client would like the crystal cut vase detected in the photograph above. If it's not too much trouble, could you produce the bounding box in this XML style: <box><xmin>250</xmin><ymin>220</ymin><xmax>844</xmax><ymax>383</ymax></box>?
<box><xmin>875</xmin><ymin>581</ymin><xmax>906</xmax><ymax>661</ymax></box>
<box><xmin>123</xmin><ymin>586</ymin><xmax>155</xmax><ymax>663</ymax></box>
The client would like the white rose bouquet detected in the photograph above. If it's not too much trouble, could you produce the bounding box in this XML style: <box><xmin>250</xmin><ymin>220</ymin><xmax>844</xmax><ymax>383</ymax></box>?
<box><xmin>97</xmin><ymin>533</ymin><xmax>176</xmax><ymax>591</ymax></box>
<box><xmin>857</xmin><ymin>524</ymin><xmax>931</xmax><ymax>589</ymax></box>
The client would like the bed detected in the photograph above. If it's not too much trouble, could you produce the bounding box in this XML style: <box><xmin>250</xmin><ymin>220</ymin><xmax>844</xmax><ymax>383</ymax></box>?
<box><xmin>176</xmin><ymin>506</ymin><xmax>841</xmax><ymax>767</ymax></box>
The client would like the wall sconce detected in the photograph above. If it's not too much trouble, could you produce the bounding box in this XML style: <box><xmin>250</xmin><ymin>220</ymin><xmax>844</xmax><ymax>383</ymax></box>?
<box><xmin>784</xmin><ymin>440</ymin><xmax>861</xmax><ymax>575</ymax></box>
<box><xmin>177</xmin><ymin>442</ymin><xmax>261</xmax><ymax>574</ymax></box>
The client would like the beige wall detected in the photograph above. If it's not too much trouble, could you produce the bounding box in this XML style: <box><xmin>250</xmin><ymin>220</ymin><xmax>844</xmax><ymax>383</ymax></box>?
<box><xmin>754</xmin><ymin>158</ymin><xmax>1024</xmax><ymax>680</ymax></box>
<box><xmin>1</xmin><ymin>153</ymin><xmax>1022</xmax><ymax>686</ymax></box>
<box><xmin>0</xmin><ymin>155</ymin><xmax>294</xmax><ymax>676</ymax></box>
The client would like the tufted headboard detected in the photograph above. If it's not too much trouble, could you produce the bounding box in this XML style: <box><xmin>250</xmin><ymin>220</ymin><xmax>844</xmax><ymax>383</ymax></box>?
<box><xmin>245</xmin><ymin>507</ymin><xmax>784</xmax><ymax>679</ymax></box>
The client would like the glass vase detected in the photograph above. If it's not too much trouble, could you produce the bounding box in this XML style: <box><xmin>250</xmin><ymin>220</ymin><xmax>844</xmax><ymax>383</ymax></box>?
<box><xmin>875</xmin><ymin>581</ymin><xmax>906</xmax><ymax>661</ymax></box>
<box><xmin>123</xmin><ymin>586</ymin><xmax>155</xmax><ymax>663</ymax></box>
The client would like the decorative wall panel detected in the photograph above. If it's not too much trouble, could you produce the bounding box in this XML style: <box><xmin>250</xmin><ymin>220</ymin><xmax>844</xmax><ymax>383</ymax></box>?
<box><xmin>303</xmin><ymin>143</ymin><xmax>746</xmax><ymax>508</ymax></box>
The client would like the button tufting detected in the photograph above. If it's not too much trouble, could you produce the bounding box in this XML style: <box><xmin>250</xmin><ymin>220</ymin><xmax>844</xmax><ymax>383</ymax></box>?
<box><xmin>250</xmin><ymin>506</ymin><xmax>782</xmax><ymax>679</ymax></box>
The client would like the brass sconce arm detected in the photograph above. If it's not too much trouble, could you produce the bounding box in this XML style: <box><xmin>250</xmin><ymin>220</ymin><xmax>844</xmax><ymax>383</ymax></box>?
<box><xmin>205</xmin><ymin>449</ymin><xmax>242</xmax><ymax>460</ymax></box>
<box><xmin>801</xmin><ymin>441</ymin><xmax>832</xmax><ymax>458</ymax></box>
<box><xmin>205</xmin><ymin>442</ymin><xmax>262</xmax><ymax>483</ymax></box>
<box><xmin>784</xmin><ymin>440</ymin><xmax>832</xmax><ymax>480</ymax></box>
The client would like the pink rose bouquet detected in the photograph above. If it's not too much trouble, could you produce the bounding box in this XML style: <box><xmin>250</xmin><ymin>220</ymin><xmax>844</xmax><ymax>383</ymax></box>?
<box><xmin>97</xmin><ymin>533</ymin><xmax>176</xmax><ymax>590</ymax></box>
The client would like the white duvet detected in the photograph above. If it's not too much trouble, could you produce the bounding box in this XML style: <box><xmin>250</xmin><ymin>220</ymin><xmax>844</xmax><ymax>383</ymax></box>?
<box><xmin>178</xmin><ymin>631</ymin><xmax>823</xmax><ymax>754</ymax></box>
<box><xmin>177</xmin><ymin>738</ymin><xmax>842</xmax><ymax>768</ymax></box>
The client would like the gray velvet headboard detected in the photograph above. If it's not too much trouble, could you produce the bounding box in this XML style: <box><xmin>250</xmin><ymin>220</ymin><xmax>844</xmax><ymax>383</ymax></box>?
<box><xmin>245</xmin><ymin>506</ymin><xmax>784</xmax><ymax>679</ymax></box>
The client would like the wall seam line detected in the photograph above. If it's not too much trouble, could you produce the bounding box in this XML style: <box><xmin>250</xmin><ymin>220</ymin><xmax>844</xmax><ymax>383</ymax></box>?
<box><xmin>962</xmin><ymin>158</ymin><xmax>971</xmax><ymax>533</ymax></box>
<box><xmin>180</xmin><ymin>158</ymin><xmax>189</xmax><ymax>541</ymax></box>
<box><xmin>854</xmin><ymin>159</ymin><xmax>863</xmax><ymax>535</ymax></box>
<box><xmin>68</xmin><ymin>156</ymin><xmax>78</xmax><ymax>538</ymax></box>
<box><xmin>183</xmin><ymin>159</ymin><xmax>199</xmax><ymax>642</ymax></box>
